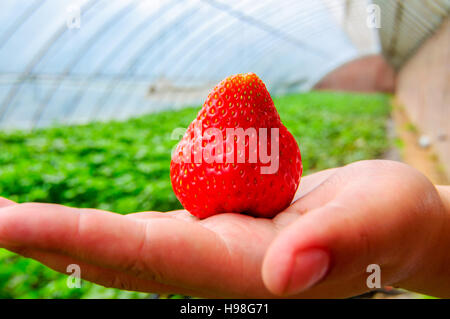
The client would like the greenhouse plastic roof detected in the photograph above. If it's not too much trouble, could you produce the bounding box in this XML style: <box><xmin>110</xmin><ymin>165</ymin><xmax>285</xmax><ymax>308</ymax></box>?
<box><xmin>0</xmin><ymin>0</ymin><xmax>447</xmax><ymax>130</ymax></box>
<box><xmin>374</xmin><ymin>0</ymin><xmax>450</xmax><ymax>67</ymax></box>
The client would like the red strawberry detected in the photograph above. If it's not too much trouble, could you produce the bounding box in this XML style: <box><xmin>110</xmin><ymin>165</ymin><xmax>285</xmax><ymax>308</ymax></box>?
<box><xmin>170</xmin><ymin>73</ymin><xmax>302</xmax><ymax>219</ymax></box>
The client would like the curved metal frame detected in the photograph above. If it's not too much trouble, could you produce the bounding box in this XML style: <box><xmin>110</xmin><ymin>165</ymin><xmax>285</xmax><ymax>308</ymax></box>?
<box><xmin>200</xmin><ymin>0</ymin><xmax>328</xmax><ymax>57</ymax></box>
<box><xmin>62</xmin><ymin>0</ymin><xmax>181</xmax><ymax>124</ymax></box>
<box><xmin>116</xmin><ymin>0</ymin><xmax>270</xmax><ymax>118</ymax></box>
<box><xmin>91</xmin><ymin>3</ymin><xmax>200</xmax><ymax>122</ymax></box>
<box><xmin>0</xmin><ymin>0</ymin><xmax>100</xmax><ymax>125</ymax></box>
<box><xmin>0</xmin><ymin>0</ymin><xmax>44</xmax><ymax>52</ymax></box>
<box><xmin>93</xmin><ymin>0</ymin><xmax>341</xmax><ymax>121</ymax></box>
<box><xmin>113</xmin><ymin>0</ymin><xmax>361</xmax><ymax>120</ymax></box>
<box><xmin>88</xmin><ymin>0</ymin><xmax>189</xmax><ymax>122</ymax></box>
<box><xmin>31</xmin><ymin>0</ymin><xmax>138</xmax><ymax>128</ymax></box>
<box><xmin>119</xmin><ymin>0</ymin><xmax>320</xmax><ymax>117</ymax></box>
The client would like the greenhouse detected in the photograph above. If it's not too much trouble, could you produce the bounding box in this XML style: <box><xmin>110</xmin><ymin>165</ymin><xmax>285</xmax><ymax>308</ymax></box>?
<box><xmin>0</xmin><ymin>0</ymin><xmax>449</xmax><ymax>301</ymax></box>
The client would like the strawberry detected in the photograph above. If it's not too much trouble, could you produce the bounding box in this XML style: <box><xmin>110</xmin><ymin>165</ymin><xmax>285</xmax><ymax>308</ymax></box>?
<box><xmin>170</xmin><ymin>73</ymin><xmax>302</xmax><ymax>219</ymax></box>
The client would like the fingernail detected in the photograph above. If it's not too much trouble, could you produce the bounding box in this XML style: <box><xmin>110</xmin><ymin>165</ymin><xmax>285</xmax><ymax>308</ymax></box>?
<box><xmin>284</xmin><ymin>248</ymin><xmax>330</xmax><ymax>295</ymax></box>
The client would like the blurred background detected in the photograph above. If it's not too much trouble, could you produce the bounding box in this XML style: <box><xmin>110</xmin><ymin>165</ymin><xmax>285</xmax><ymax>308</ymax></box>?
<box><xmin>0</xmin><ymin>0</ymin><xmax>448</xmax><ymax>298</ymax></box>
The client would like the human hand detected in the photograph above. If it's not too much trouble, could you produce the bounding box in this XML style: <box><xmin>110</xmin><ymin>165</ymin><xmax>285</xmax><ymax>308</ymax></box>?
<box><xmin>0</xmin><ymin>160</ymin><xmax>448</xmax><ymax>298</ymax></box>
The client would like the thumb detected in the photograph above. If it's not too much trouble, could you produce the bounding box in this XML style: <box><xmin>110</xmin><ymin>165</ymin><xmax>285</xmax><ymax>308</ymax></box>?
<box><xmin>261</xmin><ymin>197</ymin><xmax>431</xmax><ymax>297</ymax></box>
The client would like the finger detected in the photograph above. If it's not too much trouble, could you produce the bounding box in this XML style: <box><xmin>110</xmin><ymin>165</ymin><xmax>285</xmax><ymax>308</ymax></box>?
<box><xmin>0</xmin><ymin>203</ymin><xmax>150</xmax><ymax>270</ymax></box>
<box><xmin>272</xmin><ymin>168</ymin><xmax>342</xmax><ymax>228</ymax></box>
<box><xmin>262</xmin><ymin>184</ymin><xmax>438</xmax><ymax>297</ymax></box>
<box><xmin>292</xmin><ymin>167</ymin><xmax>339</xmax><ymax>203</ymax></box>
<box><xmin>127</xmin><ymin>210</ymin><xmax>198</xmax><ymax>222</ymax></box>
<box><xmin>5</xmin><ymin>246</ymin><xmax>204</xmax><ymax>296</ymax></box>
<box><xmin>0</xmin><ymin>198</ymin><xmax>18</xmax><ymax>246</ymax></box>
<box><xmin>0</xmin><ymin>203</ymin><xmax>236</xmax><ymax>296</ymax></box>
<box><xmin>0</xmin><ymin>197</ymin><xmax>16</xmax><ymax>208</ymax></box>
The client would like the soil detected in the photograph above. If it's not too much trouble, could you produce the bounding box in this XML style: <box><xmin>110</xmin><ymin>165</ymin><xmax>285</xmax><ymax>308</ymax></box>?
<box><xmin>391</xmin><ymin>103</ymin><xmax>449</xmax><ymax>185</ymax></box>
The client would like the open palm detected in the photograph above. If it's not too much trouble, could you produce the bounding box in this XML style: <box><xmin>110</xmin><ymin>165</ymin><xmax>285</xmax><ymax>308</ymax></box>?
<box><xmin>0</xmin><ymin>160</ymin><xmax>447</xmax><ymax>298</ymax></box>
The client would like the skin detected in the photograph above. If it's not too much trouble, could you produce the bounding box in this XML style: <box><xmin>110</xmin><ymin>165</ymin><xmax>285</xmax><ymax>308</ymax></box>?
<box><xmin>0</xmin><ymin>160</ymin><xmax>449</xmax><ymax>298</ymax></box>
